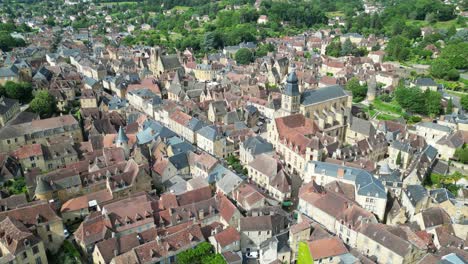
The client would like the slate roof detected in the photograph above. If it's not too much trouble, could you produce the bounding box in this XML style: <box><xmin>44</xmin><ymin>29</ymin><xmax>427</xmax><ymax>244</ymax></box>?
<box><xmin>391</xmin><ymin>141</ymin><xmax>412</xmax><ymax>153</ymax></box>
<box><xmin>187</xmin><ymin>117</ymin><xmax>205</xmax><ymax>132</ymax></box>
<box><xmin>170</xmin><ymin>142</ymin><xmax>194</xmax><ymax>155</ymax></box>
<box><xmin>350</xmin><ymin>117</ymin><xmax>375</xmax><ymax>136</ymax></box>
<box><xmin>429</xmin><ymin>188</ymin><xmax>455</xmax><ymax>204</ymax></box>
<box><xmin>197</xmin><ymin>125</ymin><xmax>220</xmax><ymax>141</ymax></box>
<box><xmin>0</xmin><ymin>97</ymin><xmax>18</xmax><ymax>115</ymax></box>
<box><xmin>404</xmin><ymin>185</ymin><xmax>428</xmax><ymax>207</ymax></box>
<box><xmin>415</xmin><ymin>77</ymin><xmax>437</xmax><ymax>87</ymax></box>
<box><xmin>214</xmin><ymin>165</ymin><xmax>244</xmax><ymax>192</ymax></box>
<box><xmin>136</xmin><ymin>127</ymin><xmax>158</xmax><ymax>145</ymax></box>
<box><xmin>306</xmin><ymin>161</ymin><xmax>386</xmax><ymax>198</ymax></box>
<box><xmin>242</xmin><ymin>136</ymin><xmax>273</xmax><ymax>156</ymax></box>
<box><xmin>169</xmin><ymin>153</ymin><xmax>189</xmax><ymax>170</ymax></box>
<box><xmin>301</xmin><ymin>85</ymin><xmax>348</xmax><ymax>106</ymax></box>
<box><xmin>0</xmin><ymin>67</ymin><xmax>17</xmax><ymax>78</ymax></box>
<box><xmin>417</xmin><ymin>122</ymin><xmax>452</xmax><ymax>133</ymax></box>
<box><xmin>359</xmin><ymin>223</ymin><xmax>412</xmax><ymax>257</ymax></box>
<box><xmin>160</xmin><ymin>54</ymin><xmax>182</xmax><ymax>70</ymax></box>
<box><xmin>33</xmin><ymin>66</ymin><xmax>53</xmax><ymax>81</ymax></box>
<box><xmin>108</xmin><ymin>97</ymin><xmax>128</xmax><ymax>110</ymax></box>
<box><xmin>116</xmin><ymin>126</ymin><xmax>129</xmax><ymax>144</ymax></box>
<box><xmin>283</xmin><ymin>71</ymin><xmax>300</xmax><ymax>96</ymax></box>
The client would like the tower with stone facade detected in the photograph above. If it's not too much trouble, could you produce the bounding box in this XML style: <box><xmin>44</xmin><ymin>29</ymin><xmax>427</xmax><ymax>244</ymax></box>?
<box><xmin>115</xmin><ymin>126</ymin><xmax>129</xmax><ymax>158</ymax></box>
<box><xmin>282</xmin><ymin>71</ymin><xmax>301</xmax><ymax>114</ymax></box>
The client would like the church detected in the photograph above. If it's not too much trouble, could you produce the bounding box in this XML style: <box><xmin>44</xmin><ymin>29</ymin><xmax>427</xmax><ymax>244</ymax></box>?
<box><xmin>278</xmin><ymin>70</ymin><xmax>352</xmax><ymax>140</ymax></box>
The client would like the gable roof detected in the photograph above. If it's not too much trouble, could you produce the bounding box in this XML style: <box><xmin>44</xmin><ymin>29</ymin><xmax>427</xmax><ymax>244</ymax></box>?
<box><xmin>301</xmin><ymin>85</ymin><xmax>348</xmax><ymax>106</ymax></box>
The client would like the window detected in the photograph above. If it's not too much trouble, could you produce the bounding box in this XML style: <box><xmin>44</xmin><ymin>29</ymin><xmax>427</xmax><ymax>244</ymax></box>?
<box><xmin>7</xmin><ymin>139</ymin><xmax>10</xmax><ymax>144</ymax></box>
<box><xmin>23</xmin><ymin>252</ymin><xmax>27</xmax><ymax>259</ymax></box>
<box><xmin>46</xmin><ymin>225</ymin><xmax>50</xmax><ymax>231</ymax></box>
<box><xmin>31</xmin><ymin>156</ymin><xmax>36</xmax><ymax>161</ymax></box>
<box><xmin>48</xmin><ymin>235</ymin><xmax>53</xmax><ymax>242</ymax></box>
<box><xmin>32</xmin><ymin>246</ymin><xmax>39</xmax><ymax>254</ymax></box>
<box><xmin>36</xmin><ymin>257</ymin><xmax>42</xmax><ymax>264</ymax></box>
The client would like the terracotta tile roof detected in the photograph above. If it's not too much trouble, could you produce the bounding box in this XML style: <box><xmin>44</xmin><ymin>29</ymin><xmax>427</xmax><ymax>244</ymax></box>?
<box><xmin>176</xmin><ymin>186</ymin><xmax>212</xmax><ymax>206</ymax></box>
<box><xmin>76</xmin><ymin>213</ymin><xmax>111</xmax><ymax>245</ymax></box>
<box><xmin>0</xmin><ymin>202</ymin><xmax>61</xmax><ymax>225</ymax></box>
<box><xmin>102</xmin><ymin>193</ymin><xmax>156</xmax><ymax>232</ymax></box>
<box><xmin>275</xmin><ymin>114</ymin><xmax>319</xmax><ymax>154</ymax></box>
<box><xmin>214</xmin><ymin>227</ymin><xmax>240</xmax><ymax>248</ymax></box>
<box><xmin>308</xmin><ymin>237</ymin><xmax>348</xmax><ymax>260</ymax></box>
<box><xmin>233</xmin><ymin>183</ymin><xmax>265</xmax><ymax>208</ymax></box>
<box><xmin>218</xmin><ymin>194</ymin><xmax>237</xmax><ymax>223</ymax></box>
<box><xmin>12</xmin><ymin>144</ymin><xmax>43</xmax><ymax>159</ymax></box>
<box><xmin>95</xmin><ymin>232</ymin><xmax>140</xmax><ymax>263</ymax></box>
<box><xmin>61</xmin><ymin>189</ymin><xmax>113</xmax><ymax>213</ymax></box>
<box><xmin>0</xmin><ymin>216</ymin><xmax>40</xmax><ymax>255</ymax></box>
<box><xmin>31</xmin><ymin>115</ymin><xmax>78</xmax><ymax>130</ymax></box>
<box><xmin>169</xmin><ymin>110</ymin><xmax>191</xmax><ymax>126</ymax></box>
<box><xmin>290</xmin><ymin>219</ymin><xmax>311</xmax><ymax>234</ymax></box>
<box><xmin>115</xmin><ymin>224</ymin><xmax>205</xmax><ymax>263</ymax></box>
<box><xmin>159</xmin><ymin>193</ymin><xmax>178</xmax><ymax>210</ymax></box>
<box><xmin>299</xmin><ymin>181</ymin><xmax>357</xmax><ymax>219</ymax></box>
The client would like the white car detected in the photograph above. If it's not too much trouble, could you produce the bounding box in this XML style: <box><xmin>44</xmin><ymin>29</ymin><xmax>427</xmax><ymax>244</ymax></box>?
<box><xmin>246</xmin><ymin>251</ymin><xmax>258</xmax><ymax>258</ymax></box>
<box><xmin>64</xmin><ymin>229</ymin><xmax>70</xmax><ymax>238</ymax></box>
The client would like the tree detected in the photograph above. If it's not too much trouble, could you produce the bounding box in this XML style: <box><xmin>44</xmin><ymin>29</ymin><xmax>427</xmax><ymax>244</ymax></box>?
<box><xmin>4</xmin><ymin>81</ymin><xmax>32</xmax><ymax>103</ymax></box>
<box><xmin>425</xmin><ymin>89</ymin><xmax>442</xmax><ymax>117</ymax></box>
<box><xmin>396</xmin><ymin>151</ymin><xmax>402</xmax><ymax>166</ymax></box>
<box><xmin>447</xmin><ymin>98</ymin><xmax>453</xmax><ymax>114</ymax></box>
<box><xmin>430</xmin><ymin>59</ymin><xmax>453</xmax><ymax>79</ymax></box>
<box><xmin>177</xmin><ymin>242</ymin><xmax>226</xmax><ymax>264</ymax></box>
<box><xmin>256</xmin><ymin>43</ymin><xmax>275</xmax><ymax>57</ymax></box>
<box><xmin>346</xmin><ymin>77</ymin><xmax>367</xmax><ymax>102</ymax></box>
<box><xmin>0</xmin><ymin>32</ymin><xmax>26</xmax><ymax>51</ymax></box>
<box><xmin>461</xmin><ymin>94</ymin><xmax>468</xmax><ymax>110</ymax></box>
<box><xmin>439</xmin><ymin>42</ymin><xmax>468</xmax><ymax>70</ymax></box>
<box><xmin>203</xmin><ymin>31</ymin><xmax>223</xmax><ymax>51</ymax></box>
<box><xmin>30</xmin><ymin>91</ymin><xmax>56</xmax><ymax>118</ymax></box>
<box><xmin>341</xmin><ymin>38</ymin><xmax>354</xmax><ymax>56</ymax></box>
<box><xmin>325</xmin><ymin>41</ymin><xmax>341</xmax><ymax>57</ymax></box>
<box><xmin>385</xmin><ymin>36</ymin><xmax>410</xmax><ymax>61</ymax></box>
<box><xmin>455</xmin><ymin>144</ymin><xmax>468</xmax><ymax>164</ymax></box>
<box><xmin>235</xmin><ymin>48</ymin><xmax>253</xmax><ymax>65</ymax></box>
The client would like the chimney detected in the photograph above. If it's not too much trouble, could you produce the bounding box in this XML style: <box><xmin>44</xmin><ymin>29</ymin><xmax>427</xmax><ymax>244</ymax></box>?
<box><xmin>198</xmin><ymin>208</ymin><xmax>204</xmax><ymax>220</ymax></box>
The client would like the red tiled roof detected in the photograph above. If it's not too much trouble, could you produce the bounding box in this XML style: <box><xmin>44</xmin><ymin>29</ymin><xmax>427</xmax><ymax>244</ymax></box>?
<box><xmin>308</xmin><ymin>237</ymin><xmax>348</xmax><ymax>259</ymax></box>
<box><xmin>176</xmin><ymin>186</ymin><xmax>212</xmax><ymax>206</ymax></box>
<box><xmin>214</xmin><ymin>227</ymin><xmax>240</xmax><ymax>247</ymax></box>
<box><xmin>13</xmin><ymin>144</ymin><xmax>43</xmax><ymax>159</ymax></box>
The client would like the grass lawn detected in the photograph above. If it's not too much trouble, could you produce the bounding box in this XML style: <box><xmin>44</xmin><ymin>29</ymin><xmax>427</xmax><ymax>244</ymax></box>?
<box><xmin>372</xmin><ymin>99</ymin><xmax>403</xmax><ymax>115</ymax></box>
<box><xmin>171</xmin><ymin>6</ymin><xmax>190</xmax><ymax>11</ymax></box>
<box><xmin>406</xmin><ymin>19</ymin><xmax>459</xmax><ymax>29</ymax></box>
<box><xmin>101</xmin><ymin>1</ymin><xmax>138</xmax><ymax>5</ymax></box>
<box><xmin>326</xmin><ymin>11</ymin><xmax>345</xmax><ymax>18</ymax></box>
<box><xmin>376</xmin><ymin>113</ymin><xmax>397</xmax><ymax>120</ymax></box>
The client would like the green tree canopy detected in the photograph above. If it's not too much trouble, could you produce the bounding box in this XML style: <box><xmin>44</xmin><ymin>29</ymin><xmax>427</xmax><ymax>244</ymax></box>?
<box><xmin>461</xmin><ymin>94</ymin><xmax>468</xmax><ymax>110</ymax></box>
<box><xmin>346</xmin><ymin>77</ymin><xmax>367</xmax><ymax>102</ymax></box>
<box><xmin>30</xmin><ymin>91</ymin><xmax>56</xmax><ymax>118</ymax></box>
<box><xmin>177</xmin><ymin>242</ymin><xmax>226</xmax><ymax>264</ymax></box>
<box><xmin>235</xmin><ymin>48</ymin><xmax>253</xmax><ymax>65</ymax></box>
<box><xmin>3</xmin><ymin>81</ymin><xmax>32</xmax><ymax>103</ymax></box>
